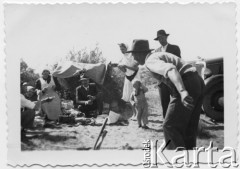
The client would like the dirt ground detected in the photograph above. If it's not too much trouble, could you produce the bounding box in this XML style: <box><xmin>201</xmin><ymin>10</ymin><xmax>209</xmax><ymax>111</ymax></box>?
<box><xmin>21</xmin><ymin>85</ymin><xmax>224</xmax><ymax>151</ymax></box>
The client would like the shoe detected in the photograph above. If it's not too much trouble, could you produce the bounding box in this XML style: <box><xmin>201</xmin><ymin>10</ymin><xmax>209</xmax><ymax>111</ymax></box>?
<box><xmin>142</xmin><ymin>125</ymin><xmax>149</xmax><ymax>129</ymax></box>
<box><xmin>130</xmin><ymin>116</ymin><xmax>137</xmax><ymax>121</ymax></box>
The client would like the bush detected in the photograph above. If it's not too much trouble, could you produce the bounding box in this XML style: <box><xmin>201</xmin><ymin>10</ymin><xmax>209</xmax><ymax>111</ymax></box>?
<box><xmin>20</xmin><ymin>59</ymin><xmax>40</xmax><ymax>87</ymax></box>
<box><xmin>65</xmin><ymin>44</ymin><xmax>106</xmax><ymax>64</ymax></box>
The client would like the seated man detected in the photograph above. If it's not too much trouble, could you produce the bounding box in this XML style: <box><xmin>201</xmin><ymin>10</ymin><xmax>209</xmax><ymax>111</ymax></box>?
<box><xmin>25</xmin><ymin>86</ymin><xmax>38</xmax><ymax>101</ymax></box>
<box><xmin>21</xmin><ymin>82</ymin><xmax>53</xmax><ymax>135</ymax></box>
<box><xmin>76</xmin><ymin>76</ymin><xmax>98</xmax><ymax>118</ymax></box>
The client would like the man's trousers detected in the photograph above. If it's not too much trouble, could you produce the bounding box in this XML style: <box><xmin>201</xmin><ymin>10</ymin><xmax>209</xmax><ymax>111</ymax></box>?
<box><xmin>21</xmin><ymin>109</ymin><xmax>36</xmax><ymax>129</ymax></box>
<box><xmin>158</xmin><ymin>83</ymin><xmax>170</xmax><ymax>118</ymax></box>
<box><xmin>163</xmin><ymin>72</ymin><xmax>205</xmax><ymax>150</ymax></box>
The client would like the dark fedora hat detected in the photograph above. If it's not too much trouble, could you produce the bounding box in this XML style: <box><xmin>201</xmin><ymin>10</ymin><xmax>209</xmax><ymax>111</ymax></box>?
<box><xmin>126</xmin><ymin>39</ymin><xmax>153</xmax><ymax>53</ymax></box>
<box><xmin>154</xmin><ymin>29</ymin><xmax>169</xmax><ymax>40</ymax></box>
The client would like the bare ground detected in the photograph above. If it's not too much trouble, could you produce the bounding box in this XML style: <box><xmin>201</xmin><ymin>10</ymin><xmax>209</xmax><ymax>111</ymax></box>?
<box><xmin>21</xmin><ymin>85</ymin><xmax>223</xmax><ymax>151</ymax></box>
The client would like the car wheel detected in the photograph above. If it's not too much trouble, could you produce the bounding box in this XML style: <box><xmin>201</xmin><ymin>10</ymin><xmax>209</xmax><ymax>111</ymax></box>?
<box><xmin>203</xmin><ymin>75</ymin><xmax>223</xmax><ymax>122</ymax></box>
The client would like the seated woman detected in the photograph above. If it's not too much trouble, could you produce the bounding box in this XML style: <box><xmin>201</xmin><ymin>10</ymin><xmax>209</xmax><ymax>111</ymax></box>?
<box><xmin>35</xmin><ymin>69</ymin><xmax>62</xmax><ymax>121</ymax></box>
<box><xmin>76</xmin><ymin>75</ymin><xmax>98</xmax><ymax>118</ymax></box>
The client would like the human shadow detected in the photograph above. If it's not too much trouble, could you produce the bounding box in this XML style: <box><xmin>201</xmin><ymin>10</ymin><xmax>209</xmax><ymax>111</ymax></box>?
<box><xmin>44</xmin><ymin>123</ymin><xmax>62</xmax><ymax>129</ymax></box>
<box><xmin>41</xmin><ymin>133</ymin><xmax>77</xmax><ymax>142</ymax></box>
<box><xmin>204</xmin><ymin>125</ymin><xmax>224</xmax><ymax>131</ymax></box>
<box><xmin>148</xmin><ymin>119</ymin><xmax>163</xmax><ymax>124</ymax></box>
<box><xmin>21</xmin><ymin>130</ymin><xmax>77</xmax><ymax>145</ymax></box>
<box><xmin>144</xmin><ymin>127</ymin><xmax>163</xmax><ymax>132</ymax></box>
<box><xmin>148</xmin><ymin>114</ymin><xmax>161</xmax><ymax>117</ymax></box>
<box><xmin>197</xmin><ymin>129</ymin><xmax>216</xmax><ymax>139</ymax></box>
<box><xmin>76</xmin><ymin>147</ymin><xmax>92</xmax><ymax>150</ymax></box>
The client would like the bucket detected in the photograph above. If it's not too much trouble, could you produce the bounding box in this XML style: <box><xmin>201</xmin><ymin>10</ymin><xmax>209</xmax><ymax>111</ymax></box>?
<box><xmin>107</xmin><ymin>111</ymin><xmax>121</xmax><ymax>124</ymax></box>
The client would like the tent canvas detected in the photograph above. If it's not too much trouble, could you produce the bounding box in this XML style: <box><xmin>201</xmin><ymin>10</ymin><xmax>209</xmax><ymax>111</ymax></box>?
<box><xmin>52</xmin><ymin>61</ymin><xmax>107</xmax><ymax>85</ymax></box>
<box><xmin>52</xmin><ymin>61</ymin><xmax>126</xmax><ymax>104</ymax></box>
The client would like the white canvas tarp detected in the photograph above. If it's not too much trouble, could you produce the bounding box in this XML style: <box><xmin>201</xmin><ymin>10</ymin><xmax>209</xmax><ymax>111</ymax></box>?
<box><xmin>52</xmin><ymin>61</ymin><xmax>107</xmax><ymax>85</ymax></box>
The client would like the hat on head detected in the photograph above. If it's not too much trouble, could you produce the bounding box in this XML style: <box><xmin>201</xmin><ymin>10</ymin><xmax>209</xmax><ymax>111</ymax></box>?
<box><xmin>26</xmin><ymin>86</ymin><xmax>34</xmax><ymax>92</ymax></box>
<box><xmin>79</xmin><ymin>74</ymin><xmax>89</xmax><ymax>82</ymax></box>
<box><xmin>125</xmin><ymin>39</ymin><xmax>153</xmax><ymax>53</ymax></box>
<box><xmin>22</xmin><ymin>82</ymin><xmax>28</xmax><ymax>86</ymax></box>
<box><xmin>154</xmin><ymin>29</ymin><xmax>169</xmax><ymax>40</ymax></box>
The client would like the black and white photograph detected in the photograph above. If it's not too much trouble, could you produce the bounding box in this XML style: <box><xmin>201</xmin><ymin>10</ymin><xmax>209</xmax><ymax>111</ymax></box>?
<box><xmin>5</xmin><ymin>1</ymin><xmax>239</xmax><ymax>166</ymax></box>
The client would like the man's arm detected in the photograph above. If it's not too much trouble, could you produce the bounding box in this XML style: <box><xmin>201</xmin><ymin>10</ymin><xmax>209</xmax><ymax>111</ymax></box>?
<box><xmin>167</xmin><ymin>69</ymin><xmax>194</xmax><ymax>110</ymax></box>
<box><xmin>175</xmin><ymin>46</ymin><xmax>181</xmax><ymax>58</ymax></box>
<box><xmin>168</xmin><ymin>44</ymin><xmax>181</xmax><ymax>58</ymax></box>
<box><xmin>34</xmin><ymin>97</ymin><xmax>53</xmax><ymax>110</ymax></box>
<box><xmin>21</xmin><ymin>94</ymin><xmax>35</xmax><ymax>110</ymax></box>
<box><xmin>145</xmin><ymin>53</ymin><xmax>193</xmax><ymax>110</ymax></box>
<box><xmin>21</xmin><ymin>93</ymin><xmax>52</xmax><ymax>111</ymax></box>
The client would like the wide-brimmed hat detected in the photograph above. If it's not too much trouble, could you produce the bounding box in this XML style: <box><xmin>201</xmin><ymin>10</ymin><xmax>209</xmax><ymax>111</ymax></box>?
<box><xmin>154</xmin><ymin>29</ymin><xmax>169</xmax><ymax>40</ymax></box>
<box><xmin>125</xmin><ymin>39</ymin><xmax>153</xmax><ymax>53</ymax></box>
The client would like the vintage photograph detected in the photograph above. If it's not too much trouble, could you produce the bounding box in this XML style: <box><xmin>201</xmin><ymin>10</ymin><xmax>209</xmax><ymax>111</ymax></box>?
<box><xmin>5</xmin><ymin>3</ymin><xmax>237</xmax><ymax>154</ymax></box>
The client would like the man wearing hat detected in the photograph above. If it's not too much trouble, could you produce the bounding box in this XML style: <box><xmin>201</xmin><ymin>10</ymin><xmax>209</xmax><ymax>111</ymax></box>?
<box><xmin>125</xmin><ymin>39</ymin><xmax>204</xmax><ymax>150</ymax></box>
<box><xmin>154</xmin><ymin>29</ymin><xmax>181</xmax><ymax>119</ymax></box>
<box><xmin>76</xmin><ymin>75</ymin><xmax>98</xmax><ymax>118</ymax></box>
<box><xmin>21</xmin><ymin>82</ymin><xmax>53</xmax><ymax>136</ymax></box>
<box><xmin>154</xmin><ymin>29</ymin><xmax>181</xmax><ymax>57</ymax></box>
<box><xmin>25</xmin><ymin>86</ymin><xmax>38</xmax><ymax>101</ymax></box>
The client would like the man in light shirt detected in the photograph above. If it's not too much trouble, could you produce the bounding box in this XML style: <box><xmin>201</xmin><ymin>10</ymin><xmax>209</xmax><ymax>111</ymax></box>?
<box><xmin>21</xmin><ymin>83</ymin><xmax>53</xmax><ymax>131</ymax></box>
<box><xmin>125</xmin><ymin>39</ymin><xmax>205</xmax><ymax>150</ymax></box>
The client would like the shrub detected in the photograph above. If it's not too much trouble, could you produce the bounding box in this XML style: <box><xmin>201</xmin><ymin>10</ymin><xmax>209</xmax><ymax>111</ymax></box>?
<box><xmin>65</xmin><ymin>44</ymin><xmax>106</xmax><ymax>64</ymax></box>
<box><xmin>20</xmin><ymin>59</ymin><xmax>40</xmax><ymax>87</ymax></box>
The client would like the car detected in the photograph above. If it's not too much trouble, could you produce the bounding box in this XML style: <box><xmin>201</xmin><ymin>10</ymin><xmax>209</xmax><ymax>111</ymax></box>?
<box><xmin>193</xmin><ymin>57</ymin><xmax>224</xmax><ymax>121</ymax></box>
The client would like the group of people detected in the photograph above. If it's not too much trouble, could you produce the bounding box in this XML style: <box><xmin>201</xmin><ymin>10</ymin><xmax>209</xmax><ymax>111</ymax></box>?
<box><xmin>117</xmin><ymin>29</ymin><xmax>205</xmax><ymax>150</ymax></box>
<box><xmin>21</xmin><ymin>29</ymin><xmax>205</xmax><ymax>150</ymax></box>
<box><xmin>21</xmin><ymin>69</ymin><xmax>100</xmax><ymax>135</ymax></box>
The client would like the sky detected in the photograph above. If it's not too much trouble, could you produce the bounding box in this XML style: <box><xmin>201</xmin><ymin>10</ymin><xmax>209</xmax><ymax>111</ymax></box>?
<box><xmin>5</xmin><ymin>3</ymin><xmax>237</xmax><ymax>73</ymax></box>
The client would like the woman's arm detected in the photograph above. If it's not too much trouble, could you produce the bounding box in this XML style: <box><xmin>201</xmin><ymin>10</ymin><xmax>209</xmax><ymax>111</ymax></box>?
<box><xmin>129</xmin><ymin>93</ymin><xmax>135</xmax><ymax>106</ymax></box>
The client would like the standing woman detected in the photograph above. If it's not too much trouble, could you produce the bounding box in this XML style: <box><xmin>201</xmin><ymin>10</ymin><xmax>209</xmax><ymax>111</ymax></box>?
<box><xmin>35</xmin><ymin>69</ymin><xmax>62</xmax><ymax>121</ymax></box>
<box><xmin>117</xmin><ymin>43</ymin><xmax>139</xmax><ymax>119</ymax></box>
